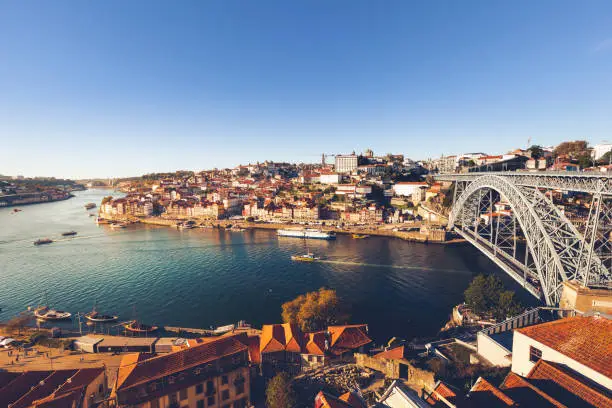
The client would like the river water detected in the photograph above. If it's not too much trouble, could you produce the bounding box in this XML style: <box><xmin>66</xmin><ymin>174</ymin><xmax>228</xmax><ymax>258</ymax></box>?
<box><xmin>0</xmin><ymin>189</ymin><xmax>533</xmax><ymax>342</ymax></box>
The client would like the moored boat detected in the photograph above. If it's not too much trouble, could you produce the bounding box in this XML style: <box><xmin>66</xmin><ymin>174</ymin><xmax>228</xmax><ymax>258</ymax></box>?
<box><xmin>84</xmin><ymin>203</ymin><xmax>97</xmax><ymax>210</ymax></box>
<box><xmin>85</xmin><ymin>309</ymin><xmax>118</xmax><ymax>323</ymax></box>
<box><xmin>277</xmin><ymin>228</ymin><xmax>336</xmax><ymax>240</ymax></box>
<box><xmin>123</xmin><ymin>320</ymin><xmax>158</xmax><ymax>333</ymax></box>
<box><xmin>109</xmin><ymin>223</ymin><xmax>126</xmax><ymax>229</ymax></box>
<box><xmin>352</xmin><ymin>234</ymin><xmax>370</xmax><ymax>239</ymax></box>
<box><xmin>33</xmin><ymin>306</ymin><xmax>72</xmax><ymax>321</ymax></box>
<box><xmin>34</xmin><ymin>238</ymin><xmax>53</xmax><ymax>246</ymax></box>
<box><xmin>62</xmin><ymin>231</ymin><xmax>77</xmax><ymax>237</ymax></box>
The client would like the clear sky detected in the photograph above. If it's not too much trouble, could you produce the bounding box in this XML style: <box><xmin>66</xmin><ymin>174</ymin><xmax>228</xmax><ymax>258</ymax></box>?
<box><xmin>1</xmin><ymin>1</ymin><xmax>612</xmax><ymax>178</ymax></box>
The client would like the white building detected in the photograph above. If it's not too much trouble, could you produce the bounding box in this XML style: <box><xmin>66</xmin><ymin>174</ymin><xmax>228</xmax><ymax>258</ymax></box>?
<box><xmin>335</xmin><ymin>154</ymin><xmax>358</xmax><ymax>173</ymax></box>
<box><xmin>511</xmin><ymin>316</ymin><xmax>611</xmax><ymax>391</ymax></box>
<box><xmin>319</xmin><ymin>172</ymin><xmax>341</xmax><ymax>184</ymax></box>
<box><xmin>392</xmin><ymin>182</ymin><xmax>428</xmax><ymax>197</ymax></box>
<box><xmin>377</xmin><ymin>380</ymin><xmax>431</xmax><ymax>408</ymax></box>
<box><xmin>592</xmin><ymin>142</ymin><xmax>612</xmax><ymax>160</ymax></box>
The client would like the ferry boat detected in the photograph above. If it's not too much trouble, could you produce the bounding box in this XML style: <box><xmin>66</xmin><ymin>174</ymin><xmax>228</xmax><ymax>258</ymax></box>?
<box><xmin>291</xmin><ymin>253</ymin><xmax>319</xmax><ymax>262</ymax></box>
<box><xmin>61</xmin><ymin>231</ymin><xmax>77</xmax><ymax>237</ymax></box>
<box><xmin>277</xmin><ymin>228</ymin><xmax>336</xmax><ymax>240</ymax></box>
<box><xmin>352</xmin><ymin>234</ymin><xmax>370</xmax><ymax>239</ymax></box>
<box><xmin>34</xmin><ymin>238</ymin><xmax>53</xmax><ymax>246</ymax></box>
<box><xmin>123</xmin><ymin>320</ymin><xmax>158</xmax><ymax>333</ymax></box>
<box><xmin>177</xmin><ymin>222</ymin><xmax>196</xmax><ymax>230</ymax></box>
<box><xmin>33</xmin><ymin>306</ymin><xmax>72</xmax><ymax>321</ymax></box>
<box><xmin>84</xmin><ymin>203</ymin><xmax>97</xmax><ymax>210</ymax></box>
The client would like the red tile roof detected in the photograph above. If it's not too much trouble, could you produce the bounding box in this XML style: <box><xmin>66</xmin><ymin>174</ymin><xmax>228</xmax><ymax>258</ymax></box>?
<box><xmin>304</xmin><ymin>331</ymin><xmax>327</xmax><ymax>355</ymax></box>
<box><xmin>425</xmin><ymin>381</ymin><xmax>460</xmax><ymax>407</ymax></box>
<box><xmin>117</xmin><ymin>335</ymin><xmax>247</xmax><ymax>390</ymax></box>
<box><xmin>314</xmin><ymin>390</ymin><xmax>354</xmax><ymax>408</ymax></box>
<box><xmin>526</xmin><ymin>360</ymin><xmax>612</xmax><ymax>408</ymax></box>
<box><xmin>339</xmin><ymin>391</ymin><xmax>368</xmax><ymax>408</ymax></box>
<box><xmin>516</xmin><ymin>316</ymin><xmax>612</xmax><ymax>378</ymax></box>
<box><xmin>328</xmin><ymin>325</ymin><xmax>372</xmax><ymax>354</ymax></box>
<box><xmin>500</xmin><ymin>372</ymin><xmax>564</xmax><ymax>407</ymax></box>
<box><xmin>467</xmin><ymin>377</ymin><xmax>516</xmax><ymax>407</ymax></box>
<box><xmin>8</xmin><ymin>370</ymin><xmax>79</xmax><ymax>408</ymax></box>
<box><xmin>260</xmin><ymin>323</ymin><xmax>304</xmax><ymax>353</ymax></box>
<box><xmin>374</xmin><ymin>345</ymin><xmax>407</xmax><ymax>361</ymax></box>
<box><xmin>0</xmin><ymin>371</ymin><xmax>52</xmax><ymax>406</ymax></box>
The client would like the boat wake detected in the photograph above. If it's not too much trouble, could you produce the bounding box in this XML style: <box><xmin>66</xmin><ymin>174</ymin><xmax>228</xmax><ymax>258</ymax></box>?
<box><xmin>316</xmin><ymin>259</ymin><xmax>469</xmax><ymax>274</ymax></box>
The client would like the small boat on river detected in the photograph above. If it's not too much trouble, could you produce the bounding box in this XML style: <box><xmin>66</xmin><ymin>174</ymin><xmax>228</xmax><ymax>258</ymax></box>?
<box><xmin>34</xmin><ymin>238</ymin><xmax>53</xmax><ymax>246</ymax></box>
<box><xmin>109</xmin><ymin>223</ymin><xmax>126</xmax><ymax>229</ymax></box>
<box><xmin>291</xmin><ymin>253</ymin><xmax>319</xmax><ymax>262</ymax></box>
<box><xmin>33</xmin><ymin>306</ymin><xmax>72</xmax><ymax>321</ymax></box>
<box><xmin>123</xmin><ymin>320</ymin><xmax>158</xmax><ymax>333</ymax></box>
<box><xmin>61</xmin><ymin>231</ymin><xmax>77</xmax><ymax>237</ymax></box>
<box><xmin>84</xmin><ymin>203</ymin><xmax>97</xmax><ymax>210</ymax></box>
<box><xmin>352</xmin><ymin>234</ymin><xmax>370</xmax><ymax>239</ymax></box>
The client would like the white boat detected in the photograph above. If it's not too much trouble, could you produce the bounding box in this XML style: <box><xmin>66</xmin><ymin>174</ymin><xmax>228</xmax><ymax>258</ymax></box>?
<box><xmin>109</xmin><ymin>223</ymin><xmax>126</xmax><ymax>229</ymax></box>
<box><xmin>33</xmin><ymin>306</ymin><xmax>72</xmax><ymax>321</ymax></box>
<box><xmin>291</xmin><ymin>253</ymin><xmax>320</xmax><ymax>262</ymax></box>
<box><xmin>277</xmin><ymin>228</ymin><xmax>336</xmax><ymax>240</ymax></box>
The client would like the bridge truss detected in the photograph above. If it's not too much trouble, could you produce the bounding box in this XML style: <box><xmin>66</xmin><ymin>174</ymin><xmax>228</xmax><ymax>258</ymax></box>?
<box><xmin>436</xmin><ymin>173</ymin><xmax>612</xmax><ymax>306</ymax></box>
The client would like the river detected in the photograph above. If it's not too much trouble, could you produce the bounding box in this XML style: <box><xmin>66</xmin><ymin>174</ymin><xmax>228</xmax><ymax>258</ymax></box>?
<box><xmin>0</xmin><ymin>189</ymin><xmax>534</xmax><ymax>342</ymax></box>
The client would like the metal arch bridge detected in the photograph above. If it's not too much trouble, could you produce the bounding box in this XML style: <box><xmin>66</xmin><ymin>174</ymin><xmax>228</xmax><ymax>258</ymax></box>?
<box><xmin>434</xmin><ymin>172</ymin><xmax>612</xmax><ymax>306</ymax></box>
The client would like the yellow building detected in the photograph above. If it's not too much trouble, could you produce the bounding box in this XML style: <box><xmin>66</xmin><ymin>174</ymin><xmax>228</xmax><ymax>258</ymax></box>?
<box><xmin>114</xmin><ymin>336</ymin><xmax>251</xmax><ymax>408</ymax></box>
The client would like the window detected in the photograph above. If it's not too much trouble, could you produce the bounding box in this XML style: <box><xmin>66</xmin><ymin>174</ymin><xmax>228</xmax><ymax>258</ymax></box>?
<box><xmin>206</xmin><ymin>380</ymin><xmax>215</xmax><ymax>395</ymax></box>
<box><xmin>222</xmin><ymin>389</ymin><xmax>230</xmax><ymax>401</ymax></box>
<box><xmin>179</xmin><ymin>388</ymin><xmax>188</xmax><ymax>400</ymax></box>
<box><xmin>529</xmin><ymin>345</ymin><xmax>542</xmax><ymax>363</ymax></box>
<box><xmin>235</xmin><ymin>382</ymin><xmax>244</xmax><ymax>395</ymax></box>
<box><xmin>222</xmin><ymin>375</ymin><xmax>229</xmax><ymax>385</ymax></box>
<box><xmin>197</xmin><ymin>400</ymin><xmax>205</xmax><ymax>408</ymax></box>
<box><xmin>196</xmin><ymin>383</ymin><xmax>204</xmax><ymax>394</ymax></box>
<box><xmin>207</xmin><ymin>396</ymin><xmax>215</xmax><ymax>406</ymax></box>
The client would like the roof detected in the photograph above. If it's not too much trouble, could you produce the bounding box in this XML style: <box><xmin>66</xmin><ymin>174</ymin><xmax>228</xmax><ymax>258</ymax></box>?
<box><xmin>0</xmin><ymin>371</ymin><xmax>53</xmax><ymax>406</ymax></box>
<box><xmin>526</xmin><ymin>360</ymin><xmax>612</xmax><ymax>408</ymax></box>
<box><xmin>304</xmin><ymin>331</ymin><xmax>327</xmax><ymax>355</ymax></box>
<box><xmin>378</xmin><ymin>380</ymin><xmax>431</xmax><ymax>408</ymax></box>
<box><xmin>425</xmin><ymin>381</ymin><xmax>461</xmax><ymax>407</ymax></box>
<box><xmin>466</xmin><ymin>377</ymin><xmax>515</xmax><ymax>407</ymax></box>
<box><xmin>315</xmin><ymin>391</ymin><xmax>354</xmax><ymax>408</ymax></box>
<box><xmin>516</xmin><ymin>316</ymin><xmax>612</xmax><ymax>378</ymax></box>
<box><xmin>374</xmin><ymin>345</ymin><xmax>408</xmax><ymax>361</ymax></box>
<box><xmin>97</xmin><ymin>336</ymin><xmax>158</xmax><ymax>348</ymax></box>
<box><xmin>328</xmin><ymin>325</ymin><xmax>372</xmax><ymax>354</ymax></box>
<box><xmin>500</xmin><ymin>372</ymin><xmax>564</xmax><ymax>407</ymax></box>
<box><xmin>339</xmin><ymin>391</ymin><xmax>368</xmax><ymax>408</ymax></box>
<box><xmin>117</xmin><ymin>335</ymin><xmax>247</xmax><ymax>391</ymax></box>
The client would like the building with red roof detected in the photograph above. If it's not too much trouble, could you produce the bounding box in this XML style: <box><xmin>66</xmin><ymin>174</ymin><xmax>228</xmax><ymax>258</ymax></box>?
<box><xmin>114</xmin><ymin>335</ymin><xmax>251</xmax><ymax>408</ymax></box>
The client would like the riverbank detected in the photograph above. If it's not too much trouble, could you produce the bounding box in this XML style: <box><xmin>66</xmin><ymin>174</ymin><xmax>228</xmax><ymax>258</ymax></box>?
<box><xmin>106</xmin><ymin>216</ymin><xmax>465</xmax><ymax>244</ymax></box>
<box><xmin>0</xmin><ymin>193</ymin><xmax>75</xmax><ymax>208</ymax></box>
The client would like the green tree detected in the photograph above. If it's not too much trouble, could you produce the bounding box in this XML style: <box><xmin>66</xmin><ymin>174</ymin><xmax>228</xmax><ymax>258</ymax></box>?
<box><xmin>528</xmin><ymin>145</ymin><xmax>544</xmax><ymax>159</ymax></box>
<box><xmin>281</xmin><ymin>288</ymin><xmax>350</xmax><ymax>331</ymax></box>
<box><xmin>598</xmin><ymin>151</ymin><xmax>612</xmax><ymax>165</ymax></box>
<box><xmin>266</xmin><ymin>373</ymin><xmax>295</xmax><ymax>408</ymax></box>
<box><xmin>464</xmin><ymin>275</ymin><xmax>522</xmax><ymax>319</ymax></box>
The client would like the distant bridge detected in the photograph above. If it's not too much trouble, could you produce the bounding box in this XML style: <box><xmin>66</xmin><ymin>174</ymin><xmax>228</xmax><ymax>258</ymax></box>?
<box><xmin>435</xmin><ymin>172</ymin><xmax>612</xmax><ymax>306</ymax></box>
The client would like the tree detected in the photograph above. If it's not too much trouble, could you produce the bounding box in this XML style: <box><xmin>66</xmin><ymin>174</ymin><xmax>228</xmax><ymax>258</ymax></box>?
<box><xmin>553</xmin><ymin>140</ymin><xmax>589</xmax><ymax>159</ymax></box>
<box><xmin>5</xmin><ymin>312</ymin><xmax>33</xmax><ymax>336</ymax></box>
<box><xmin>528</xmin><ymin>145</ymin><xmax>544</xmax><ymax>159</ymax></box>
<box><xmin>266</xmin><ymin>373</ymin><xmax>295</xmax><ymax>408</ymax></box>
<box><xmin>464</xmin><ymin>275</ymin><xmax>522</xmax><ymax>319</ymax></box>
<box><xmin>598</xmin><ymin>151</ymin><xmax>612</xmax><ymax>165</ymax></box>
<box><xmin>281</xmin><ymin>288</ymin><xmax>350</xmax><ymax>332</ymax></box>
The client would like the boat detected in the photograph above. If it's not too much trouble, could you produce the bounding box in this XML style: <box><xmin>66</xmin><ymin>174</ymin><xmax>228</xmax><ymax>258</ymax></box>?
<box><xmin>84</xmin><ymin>203</ymin><xmax>97</xmax><ymax>210</ymax></box>
<box><xmin>109</xmin><ymin>223</ymin><xmax>126</xmax><ymax>229</ymax></box>
<box><xmin>33</xmin><ymin>306</ymin><xmax>72</xmax><ymax>321</ymax></box>
<box><xmin>352</xmin><ymin>234</ymin><xmax>370</xmax><ymax>239</ymax></box>
<box><xmin>122</xmin><ymin>320</ymin><xmax>158</xmax><ymax>333</ymax></box>
<box><xmin>291</xmin><ymin>253</ymin><xmax>320</xmax><ymax>262</ymax></box>
<box><xmin>34</xmin><ymin>238</ymin><xmax>53</xmax><ymax>246</ymax></box>
<box><xmin>230</xmin><ymin>227</ymin><xmax>246</xmax><ymax>232</ymax></box>
<box><xmin>12</xmin><ymin>208</ymin><xmax>22</xmax><ymax>213</ymax></box>
<box><xmin>177</xmin><ymin>222</ymin><xmax>196</xmax><ymax>230</ymax></box>
<box><xmin>85</xmin><ymin>306</ymin><xmax>118</xmax><ymax>323</ymax></box>
<box><xmin>89</xmin><ymin>213</ymin><xmax>96</xmax><ymax>217</ymax></box>
<box><xmin>61</xmin><ymin>231</ymin><xmax>77</xmax><ymax>237</ymax></box>
<box><xmin>277</xmin><ymin>228</ymin><xmax>336</xmax><ymax>240</ymax></box>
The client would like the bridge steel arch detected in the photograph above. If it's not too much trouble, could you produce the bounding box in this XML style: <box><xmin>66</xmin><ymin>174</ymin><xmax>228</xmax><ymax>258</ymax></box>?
<box><xmin>448</xmin><ymin>174</ymin><xmax>605</xmax><ymax>306</ymax></box>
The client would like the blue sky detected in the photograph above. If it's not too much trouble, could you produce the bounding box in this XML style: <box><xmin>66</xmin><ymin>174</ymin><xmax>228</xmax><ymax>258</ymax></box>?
<box><xmin>1</xmin><ymin>1</ymin><xmax>612</xmax><ymax>178</ymax></box>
